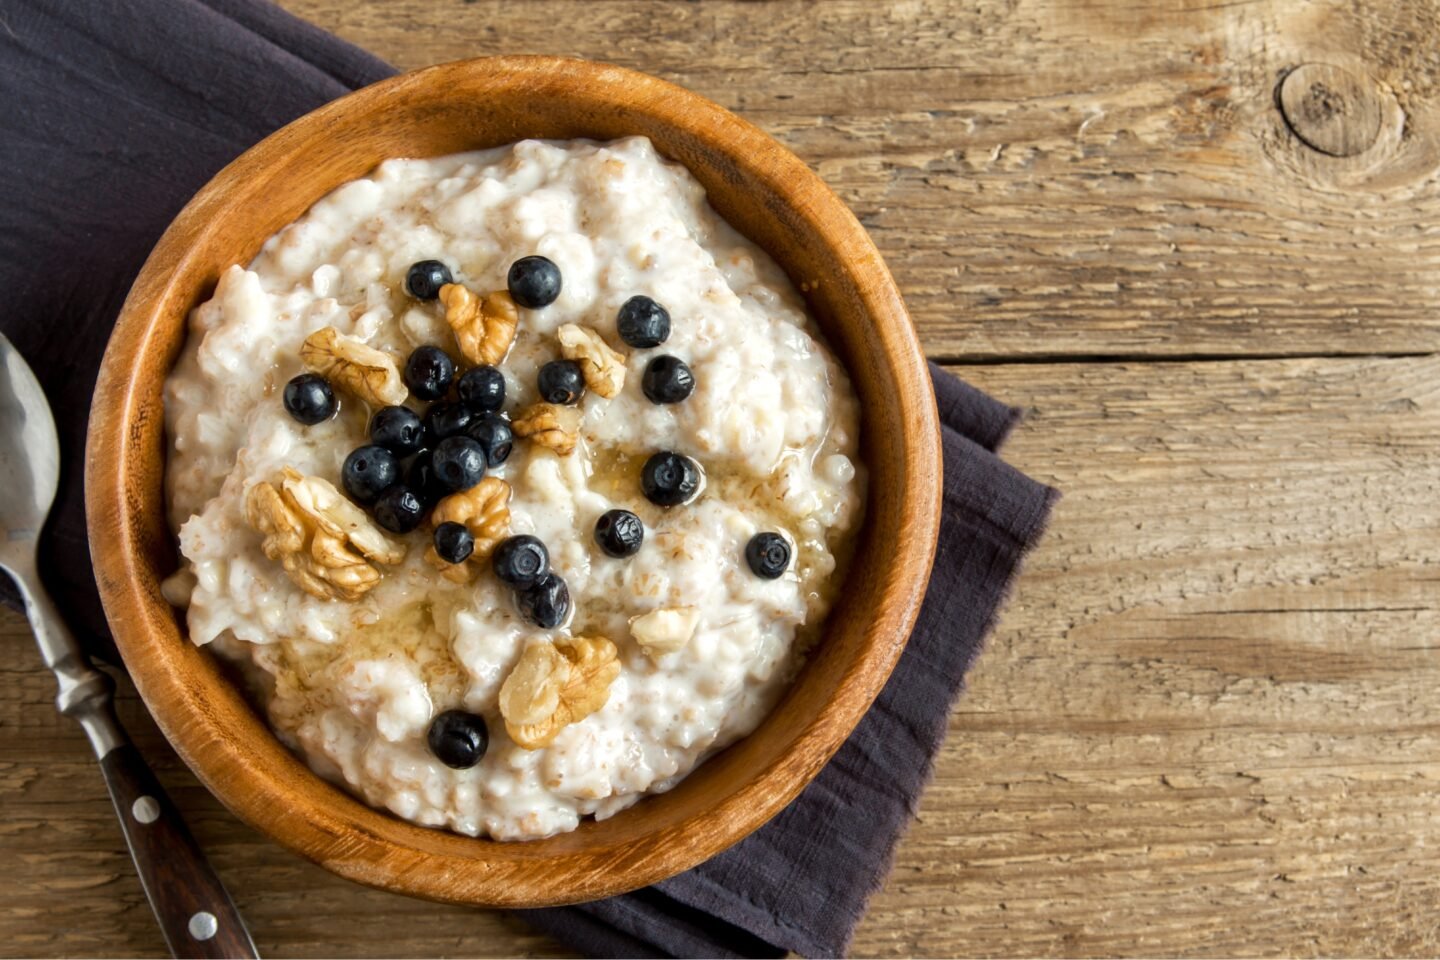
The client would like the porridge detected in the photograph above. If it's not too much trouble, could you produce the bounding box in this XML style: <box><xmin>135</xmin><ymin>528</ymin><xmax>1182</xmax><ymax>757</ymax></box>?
<box><xmin>162</xmin><ymin>137</ymin><xmax>864</xmax><ymax>840</ymax></box>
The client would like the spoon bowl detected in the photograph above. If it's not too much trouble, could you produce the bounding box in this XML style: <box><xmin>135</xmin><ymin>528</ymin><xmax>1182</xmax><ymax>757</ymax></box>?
<box><xmin>0</xmin><ymin>335</ymin><xmax>60</xmax><ymax>575</ymax></box>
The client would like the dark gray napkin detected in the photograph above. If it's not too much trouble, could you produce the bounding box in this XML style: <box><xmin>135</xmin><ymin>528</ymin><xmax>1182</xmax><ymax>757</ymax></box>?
<box><xmin>0</xmin><ymin>2</ymin><xmax>1058</xmax><ymax>956</ymax></box>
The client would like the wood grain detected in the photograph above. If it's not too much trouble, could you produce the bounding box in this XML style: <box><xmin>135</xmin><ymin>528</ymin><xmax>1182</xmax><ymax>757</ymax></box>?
<box><xmin>11</xmin><ymin>355</ymin><xmax>1440</xmax><ymax>955</ymax></box>
<box><xmin>9</xmin><ymin>0</ymin><xmax>1440</xmax><ymax>955</ymax></box>
<box><xmin>1278</xmin><ymin>63</ymin><xmax>1386</xmax><ymax>158</ymax></box>
<box><xmin>275</xmin><ymin>0</ymin><xmax>1440</xmax><ymax>361</ymax></box>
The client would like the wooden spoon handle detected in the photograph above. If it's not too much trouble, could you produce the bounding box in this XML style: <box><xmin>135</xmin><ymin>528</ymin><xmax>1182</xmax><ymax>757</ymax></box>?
<box><xmin>97</xmin><ymin>742</ymin><xmax>259</xmax><ymax>959</ymax></box>
<box><xmin>27</xmin><ymin>571</ymin><xmax>259</xmax><ymax>960</ymax></box>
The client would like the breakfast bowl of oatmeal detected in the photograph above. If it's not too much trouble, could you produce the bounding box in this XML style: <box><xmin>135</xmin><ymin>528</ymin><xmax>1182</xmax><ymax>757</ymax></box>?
<box><xmin>88</xmin><ymin>57</ymin><xmax>940</xmax><ymax>906</ymax></box>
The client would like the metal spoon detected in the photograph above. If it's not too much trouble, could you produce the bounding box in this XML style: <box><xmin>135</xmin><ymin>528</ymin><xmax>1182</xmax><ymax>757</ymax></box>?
<box><xmin>0</xmin><ymin>333</ymin><xmax>258</xmax><ymax>959</ymax></box>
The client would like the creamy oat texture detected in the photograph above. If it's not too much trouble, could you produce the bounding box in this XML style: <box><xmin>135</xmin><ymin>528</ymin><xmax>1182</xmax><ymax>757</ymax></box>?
<box><xmin>163</xmin><ymin>137</ymin><xmax>864</xmax><ymax>840</ymax></box>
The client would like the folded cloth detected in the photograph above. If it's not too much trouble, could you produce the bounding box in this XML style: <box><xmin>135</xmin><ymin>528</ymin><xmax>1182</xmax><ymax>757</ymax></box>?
<box><xmin>0</xmin><ymin>2</ymin><xmax>1058</xmax><ymax>956</ymax></box>
<box><xmin>0</xmin><ymin>0</ymin><xmax>389</xmax><ymax>650</ymax></box>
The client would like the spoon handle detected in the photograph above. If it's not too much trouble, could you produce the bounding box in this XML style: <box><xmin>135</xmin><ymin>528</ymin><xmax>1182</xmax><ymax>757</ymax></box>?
<box><xmin>97</xmin><ymin>734</ymin><xmax>260</xmax><ymax>959</ymax></box>
<box><xmin>18</xmin><ymin>576</ymin><xmax>258</xmax><ymax>959</ymax></box>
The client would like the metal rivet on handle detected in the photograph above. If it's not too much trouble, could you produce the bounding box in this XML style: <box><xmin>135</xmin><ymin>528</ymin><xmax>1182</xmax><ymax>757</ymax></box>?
<box><xmin>188</xmin><ymin>911</ymin><xmax>218</xmax><ymax>941</ymax></box>
<box><xmin>131</xmin><ymin>795</ymin><xmax>160</xmax><ymax>824</ymax></box>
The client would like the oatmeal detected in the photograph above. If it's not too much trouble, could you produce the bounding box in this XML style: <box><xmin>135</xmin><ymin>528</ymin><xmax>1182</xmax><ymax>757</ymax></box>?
<box><xmin>162</xmin><ymin>137</ymin><xmax>864</xmax><ymax>840</ymax></box>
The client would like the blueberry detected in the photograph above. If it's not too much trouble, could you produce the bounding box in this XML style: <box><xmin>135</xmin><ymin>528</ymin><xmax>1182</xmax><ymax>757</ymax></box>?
<box><xmin>423</xmin><ymin>402</ymin><xmax>475</xmax><ymax>444</ymax></box>
<box><xmin>594</xmin><ymin>509</ymin><xmax>644</xmax><ymax>558</ymax></box>
<box><xmin>369</xmin><ymin>405</ymin><xmax>425</xmax><ymax>456</ymax></box>
<box><xmin>745</xmin><ymin>532</ymin><xmax>792</xmax><ymax>580</ymax></box>
<box><xmin>372</xmin><ymin>484</ymin><xmax>425</xmax><ymax>534</ymax></box>
<box><xmin>456</xmin><ymin>365</ymin><xmax>506</xmax><ymax>412</ymax></box>
<box><xmin>430</xmin><ymin>436</ymin><xmax>487</xmax><ymax>493</ymax></box>
<box><xmin>641</xmin><ymin>355</ymin><xmax>695</xmax><ymax>404</ymax></box>
<box><xmin>538</xmin><ymin>359</ymin><xmax>585</xmax><ymax>405</ymax></box>
<box><xmin>404</xmin><ymin>449</ymin><xmax>445</xmax><ymax>508</ymax></box>
<box><xmin>507</xmin><ymin>255</ymin><xmax>562</xmax><ymax>308</ymax></box>
<box><xmin>515</xmin><ymin>572</ymin><xmax>571</xmax><ymax>629</ymax></box>
<box><xmin>403</xmin><ymin>345</ymin><xmax>455</xmax><ymax>401</ymax></box>
<box><xmin>641</xmin><ymin>451</ymin><xmax>701</xmax><ymax>507</ymax></box>
<box><xmin>616</xmin><ymin>296</ymin><xmax>671</xmax><ymax>348</ymax></box>
<box><xmin>427</xmin><ymin>710</ymin><xmax>488</xmax><ymax>769</ymax></box>
<box><xmin>465</xmin><ymin>414</ymin><xmax>513</xmax><ymax>467</ymax></box>
<box><xmin>434</xmin><ymin>521</ymin><xmax>475</xmax><ymax>564</ymax></box>
<box><xmin>282</xmin><ymin>373</ymin><xmax>337</xmax><ymax>425</ymax></box>
<box><xmin>405</xmin><ymin>260</ymin><xmax>453</xmax><ymax>301</ymax></box>
<box><xmin>342</xmin><ymin>444</ymin><xmax>400</xmax><ymax>505</ymax></box>
<box><xmin>491</xmin><ymin>535</ymin><xmax>549</xmax><ymax>588</ymax></box>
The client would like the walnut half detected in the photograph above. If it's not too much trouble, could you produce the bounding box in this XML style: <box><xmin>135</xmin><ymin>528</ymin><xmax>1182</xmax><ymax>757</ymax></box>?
<box><xmin>499</xmin><ymin>636</ymin><xmax>620</xmax><ymax>749</ymax></box>
<box><xmin>424</xmin><ymin>477</ymin><xmax>511</xmax><ymax>582</ymax></box>
<box><xmin>440</xmin><ymin>284</ymin><xmax>518</xmax><ymax>366</ymax></box>
<box><xmin>512</xmin><ymin>403</ymin><xmax>578</xmax><ymax>456</ymax></box>
<box><xmin>557</xmin><ymin>324</ymin><xmax>627</xmax><ymax>399</ymax></box>
<box><xmin>244</xmin><ymin>468</ymin><xmax>406</xmax><ymax>601</ymax></box>
<box><xmin>300</xmin><ymin>326</ymin><xmax>407</xmax><ymax>407</ymax></box>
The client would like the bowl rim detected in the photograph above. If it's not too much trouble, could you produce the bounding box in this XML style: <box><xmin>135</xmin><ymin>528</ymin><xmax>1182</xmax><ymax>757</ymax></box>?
<box><xmin>85</xmin><ymin>55</ymin><xmax>941</xmax><ymax>906</ymax></box>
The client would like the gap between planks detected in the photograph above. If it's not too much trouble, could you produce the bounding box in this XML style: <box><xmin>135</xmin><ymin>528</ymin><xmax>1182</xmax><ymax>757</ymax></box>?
<box><xmin>932</xmin><ymin>349</ymin><xmax>1438</xmax><ymax>366</ymax></box>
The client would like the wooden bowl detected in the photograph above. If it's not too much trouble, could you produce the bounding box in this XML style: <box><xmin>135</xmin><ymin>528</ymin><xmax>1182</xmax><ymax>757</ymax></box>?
<box><xmin>86</xmin><ymin>56</ymin><xmax>941</xmax><ymax>907</ymax></box>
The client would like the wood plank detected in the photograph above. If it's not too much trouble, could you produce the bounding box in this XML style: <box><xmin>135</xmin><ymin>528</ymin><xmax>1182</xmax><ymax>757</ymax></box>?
<box><xmin>877</xmin><ymin>355</ymin><xmax>1440</xmax><ymax>956</ymax></box>
<box><xmin>5</xmin><ymin>355</ymin><xmax>1440</xmax><ymax>955</ymax></box>
<box><xmin>276</xmin><ymin>0</ymin><xmax>1440</xmax><ymax>360</ymax></box>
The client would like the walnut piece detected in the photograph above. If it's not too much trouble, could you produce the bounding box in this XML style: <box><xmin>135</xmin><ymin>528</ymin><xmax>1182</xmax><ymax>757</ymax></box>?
<box><xmin>499</xmin><ymin>636</ymin><xmax>620</xmax><ymax>749</ymax></box>
<box><xmin>440</xmin><ymin>283</ymin><xmax>518</xmax><ymax>366</ymax></box>
<box><xmin>299</xmin><ymin>326</ymin><xmax>407</xmax><ymax>406</ymax></box>
<box><xmin>244</xmin><ymin>469</ymin><xmax>406</xmax><ymax>601</ymax></box>
<box><xmin>557</xmin><ymin>324</ymin><xmax>627</xmax><ymax>399</ymax></box>
<box><xmin>423</xmin><ymin>477</ymin><xmax>511</xmax><ymax>582</ymax></box>
<box><xmin>512</xmin><ymin>403</ymin><xmax>578</xmax><ymax>456</ymax></box>
<box><xmin>279</xmin><ymin>468</ymin><xmax>406</xmax><ymax>566</ymax></box>
<box><xmin>246</xmin><ymin>480</ymin><xmax>306</xmax><ymax>556</ymax></box>
<box><xmin>245</xmin><ymin>480</ymin><xmax>372</xmax><ymax>600</ymax></box>
<box><xmin>629</xmin><ymin>607</ymin><xmax>700</xmax><ymax>659</ymax></box>
<box><xmin>499</xmin><ymin>643</ymin><xmax>567</xmax><ymax>728</ymax></box>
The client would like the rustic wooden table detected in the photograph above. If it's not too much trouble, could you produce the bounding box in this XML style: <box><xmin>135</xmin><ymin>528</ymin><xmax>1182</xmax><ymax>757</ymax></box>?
<box><xmin>6</xmin><ymin>0</ymin><xmax>1440</xmax><ymax>956</ymax></box>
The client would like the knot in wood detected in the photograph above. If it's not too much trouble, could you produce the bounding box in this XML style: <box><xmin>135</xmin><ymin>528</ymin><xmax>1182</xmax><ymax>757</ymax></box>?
<box><xmin>1278</xmin><ymin>63</ymin><xmax>1384</xmax><ymax>158</ymax></box>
